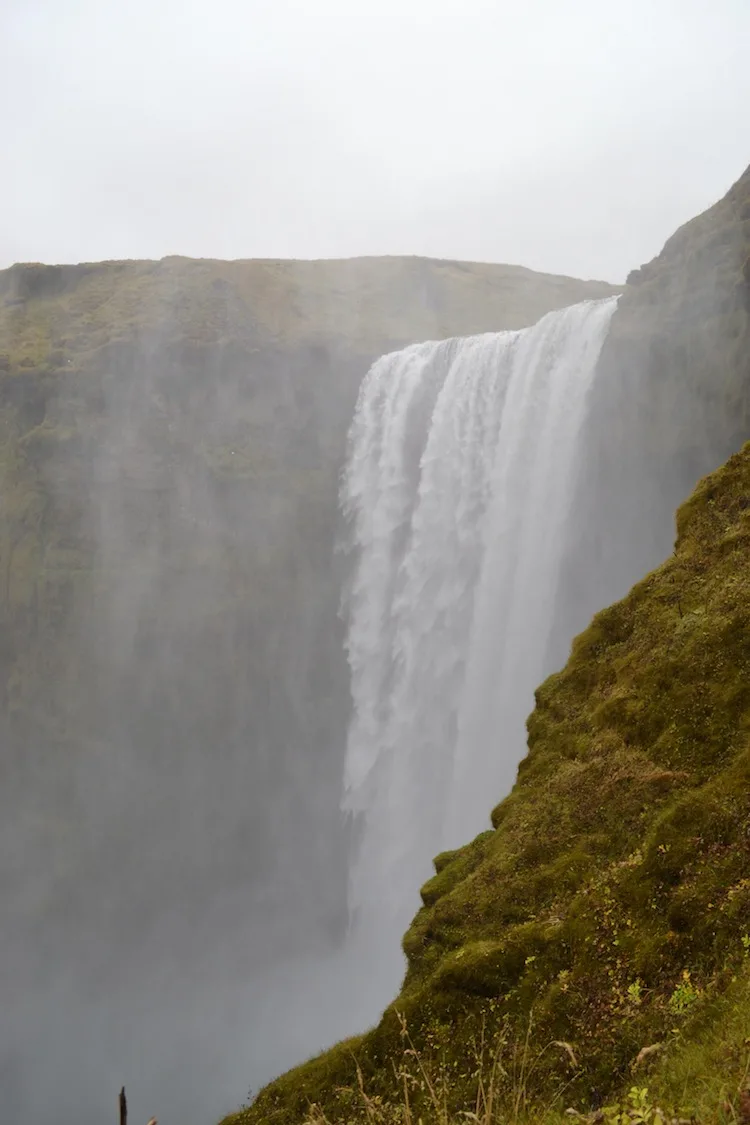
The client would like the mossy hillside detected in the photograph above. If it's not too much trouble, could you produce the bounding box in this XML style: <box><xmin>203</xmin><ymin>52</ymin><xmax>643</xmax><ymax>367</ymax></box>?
<box><xmin>647</xmin><ymin>959</ymin><xmax>750</xmax><ymax>1120</ymax></box>
<box><xmin>230</xmin><ymin>443</ymin><xmax>750</xmax><ymax>1124</ymax></box>
<box><xmin>240</xmin><ymin>961</ymin><xmax>750</xmax><ymax>1125</ymax></box>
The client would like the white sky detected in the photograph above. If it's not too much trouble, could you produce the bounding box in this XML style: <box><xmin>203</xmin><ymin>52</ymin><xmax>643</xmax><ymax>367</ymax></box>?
<box><xmin>1</xmin><ymin>0</ymin><xmax>748</xmax><ymax>281</ymax></box>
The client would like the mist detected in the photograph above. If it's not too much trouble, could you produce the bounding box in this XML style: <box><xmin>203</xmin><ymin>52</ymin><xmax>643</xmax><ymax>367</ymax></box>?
<box><xmin>2</xmin><ymin>0</ymin><xmax>750</xmax><ymax>279</ymax></box>
<box><xmin>1</xmin><ymin>2</ymin><xmax>749</xmax><ymax>1123</ymax></box>
<box><xmin>0</xmin><ymin>230</ymin><xmax>747</xmax><ymax>1122</ymax></box>
<box><xmin>0</xmin><ymin>262</ymin><xmax>364</xmax><ymax>1123</ymax></box>
<box><xmin>2</xmin><ymin>256</ymin><xmax>613</xmax><ymax>1123</ymax></box>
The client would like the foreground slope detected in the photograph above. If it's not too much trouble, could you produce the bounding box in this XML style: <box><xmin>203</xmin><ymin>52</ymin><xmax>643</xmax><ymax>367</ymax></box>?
<box><xmin>231</xmin><ymin>441</ymin><xmax>750</xmax><ymax>1123</ymax></box>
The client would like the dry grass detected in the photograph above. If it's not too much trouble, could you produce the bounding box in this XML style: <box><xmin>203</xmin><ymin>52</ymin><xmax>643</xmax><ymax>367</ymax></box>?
<box><xmin>297</xmin><ymin>1011</ymin><xmax>581</xmax><ymax>1125</ymax></box>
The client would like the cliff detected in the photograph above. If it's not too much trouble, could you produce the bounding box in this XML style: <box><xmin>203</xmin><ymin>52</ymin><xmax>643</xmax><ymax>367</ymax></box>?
<box><xmin>553</xmin><ymin>162</ymin><xmax>750</xmax><ymax>653</ymax></box>
<box><xmin>0</xmin><ymin>256</ymin><xmax>615</xmax><ymax>825</ymax></box>
<box><xmin>0</xmin><ymin>254</ymin><xmax>616</xmax><ymax>1120</ymax></box>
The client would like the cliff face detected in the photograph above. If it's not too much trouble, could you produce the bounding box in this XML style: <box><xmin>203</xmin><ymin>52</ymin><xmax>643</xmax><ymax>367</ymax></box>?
<box><xmin>0</xmin><ymin>254</ymin><xmax>616</xmax><ymax>1121</ymax></box>
<box><xmin>551</xmin><ymin>163</ymin><xmax>750</xmax><ymax>657</ymax></box>
<box><xmin>226</xmin><ymin>173</ymin><xmax>750</xmax><ymax>1123</ymax></box>
<box><xmin>0</xmin><ymin>256</ymin><xmax>615</xmax><ymax>869</ymax></box>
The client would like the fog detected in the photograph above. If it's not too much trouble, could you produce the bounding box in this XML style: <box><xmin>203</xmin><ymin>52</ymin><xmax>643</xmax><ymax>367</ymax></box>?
<box><xmin>0</xmin><ymin>263</ymin><xmax>375</xmax><ymax>1122</ymax></box>
<box><xmin>1</xmin><ymin>3</ymin><xmax>749</xmax><ymax>1124</ymax></box>
<box><xmin>0</xmin><ymin>249</ymin><xmax>625</xmax><ymax>1122</ymax></box>
<box><xmin>2</xmin><ymin>0</ymin><xmax>750</xmax><ymax>279</ymax></box>
<box><xmin>1</xmin><ymin>242</ymin><xmax>743</xmax><ymax>1121</ymax></box>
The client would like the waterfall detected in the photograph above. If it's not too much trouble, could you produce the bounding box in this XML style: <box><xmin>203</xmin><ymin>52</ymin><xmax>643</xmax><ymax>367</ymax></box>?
<box><xmin>339</xmin><ymin>296</ymin><xmax>618</xmax><ymax>939</ymax></box>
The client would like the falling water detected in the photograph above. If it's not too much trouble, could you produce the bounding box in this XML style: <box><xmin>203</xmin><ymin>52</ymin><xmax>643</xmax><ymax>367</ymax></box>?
<box><xmin>339</xmin><ymin>297</ymin><xmax>618</xmax><ymax>942</ymax></box>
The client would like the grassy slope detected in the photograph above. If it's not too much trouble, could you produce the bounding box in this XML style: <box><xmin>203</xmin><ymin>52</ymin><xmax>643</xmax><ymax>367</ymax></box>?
<box><xmin>227</xmin><ymin>432</ymin><xmax>750</xmax><ymax>1121</ymax></box>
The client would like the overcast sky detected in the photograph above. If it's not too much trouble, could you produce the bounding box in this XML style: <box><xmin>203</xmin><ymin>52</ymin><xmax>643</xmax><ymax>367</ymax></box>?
<box><xmin>1</xmin><ymin>0</ymin><xmax>748</xmax><ymax>281</ymax></box>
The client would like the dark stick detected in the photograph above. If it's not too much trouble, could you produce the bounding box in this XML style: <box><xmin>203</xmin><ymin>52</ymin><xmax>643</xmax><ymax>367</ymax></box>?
<box><xmin>119</xmin><ymin>1086</ymin><xmax>127</xmax><ymax>1125</ymax></box>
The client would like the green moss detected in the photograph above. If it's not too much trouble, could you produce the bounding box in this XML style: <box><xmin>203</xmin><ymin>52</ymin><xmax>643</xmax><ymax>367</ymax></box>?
<box><xmin>419</xmin><ymin>831</ymin><xmax>495</xmax><ymax>908</ymax></box>
<box><xmin>646</xmin><ymin>962</ymin><xmax>750</xmax><ymax>1119</ymax></box>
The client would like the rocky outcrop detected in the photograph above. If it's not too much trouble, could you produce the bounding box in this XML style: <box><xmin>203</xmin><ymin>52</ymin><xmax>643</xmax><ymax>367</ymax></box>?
<box><xmin>553</xmin><ymin>163</ymin><xmax>750</xmax><ymax>656</ymax></box>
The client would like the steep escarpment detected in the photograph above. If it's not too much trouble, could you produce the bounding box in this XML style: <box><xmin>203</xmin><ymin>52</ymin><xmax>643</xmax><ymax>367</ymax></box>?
<box><xmin>608</xmin><ymin>159</ymin><xmax>750</xmax><ymax>474</ymax></box>
<box><xmin>0</xmin><ymin>255</ymin><xmax>615</xmax><ymax>1120</ymax></box>
<box><xmin>233</xmin><ymin>439</ymin><xmax>750</xmax><ymax>1125</ymax></box>
<box><xmin>0</xmin><ymin>255</ymin><xmax>615</xmax><ymax>908</ymax></box>
<box><xmin>552</xmin><ymin>163</ymin><xmax>750</xmax><ymax>658</ymax></box>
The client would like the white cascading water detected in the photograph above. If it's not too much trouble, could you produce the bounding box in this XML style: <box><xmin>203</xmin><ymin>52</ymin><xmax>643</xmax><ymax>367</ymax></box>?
<box><xmin>339</xmin><ymin>297</ymin><xmax>618</xmax><ymax>945</ymax></box>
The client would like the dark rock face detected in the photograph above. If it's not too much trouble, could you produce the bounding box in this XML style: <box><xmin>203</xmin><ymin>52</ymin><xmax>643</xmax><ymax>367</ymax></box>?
<box><xmin>550</xmin><ymin>162</ymin><xmax>750</xmax><ymax>667</ymax></box>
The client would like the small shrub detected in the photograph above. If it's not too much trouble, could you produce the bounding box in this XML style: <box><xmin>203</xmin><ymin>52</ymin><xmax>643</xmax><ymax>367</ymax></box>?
<box><xmin>603</xmin><ymin>1085</ymin><xmax>666</xmax><ymax>1125</ymax></box>
<box><xmin>667</xmin><ymin>971</ymin><xmax>700</xmax><ymax>1016</ymax></box>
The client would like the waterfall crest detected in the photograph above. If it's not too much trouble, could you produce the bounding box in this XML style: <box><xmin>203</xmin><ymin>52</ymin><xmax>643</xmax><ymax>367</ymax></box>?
<box><xmin>339</xmin><ymin>297</ymin><xmax>618</xmax><ymax>934</ymax></box>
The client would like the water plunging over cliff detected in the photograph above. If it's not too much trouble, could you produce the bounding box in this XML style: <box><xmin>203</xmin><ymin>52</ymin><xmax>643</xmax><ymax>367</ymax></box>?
<box><xmin>339</xmin><ymin>297</ymin><xmax>618</xmax><ymax>938</ymax></box>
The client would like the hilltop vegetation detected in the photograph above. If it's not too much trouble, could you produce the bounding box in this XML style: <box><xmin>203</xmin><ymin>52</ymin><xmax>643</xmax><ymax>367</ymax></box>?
<box><xmin>0</xmin><ymin>255</ymin><xmax>617</xmax><ymax>368</ymax></box>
